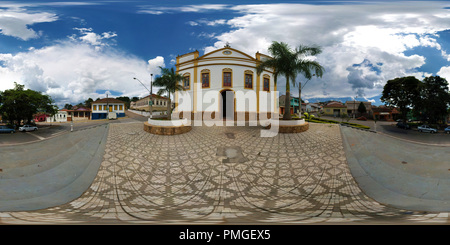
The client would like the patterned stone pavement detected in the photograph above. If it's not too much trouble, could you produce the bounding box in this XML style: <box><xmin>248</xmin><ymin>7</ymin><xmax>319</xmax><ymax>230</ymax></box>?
<box><xmin>0</xmin><ymin>122</ymin><xmax>449</xmax><ymax>224</ymax></box>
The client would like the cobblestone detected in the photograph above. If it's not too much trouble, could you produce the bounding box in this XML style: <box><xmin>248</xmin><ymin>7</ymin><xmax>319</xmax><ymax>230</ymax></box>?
<box><xmin>0</xmin><ymin>122</ymin><xmax>448</xmax><ymax>224</ymax></box>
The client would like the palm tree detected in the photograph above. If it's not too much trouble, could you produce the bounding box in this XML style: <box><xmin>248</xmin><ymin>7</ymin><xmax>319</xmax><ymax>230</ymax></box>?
<box><xmin>257</xmin><ymin>41</ymin><xmax>324</xmax><ymax>120</ymax></box>
<box><xmin>152</xmin><ymin>67</ymin><xmax>185</xmax><ymax>120</ymax></box>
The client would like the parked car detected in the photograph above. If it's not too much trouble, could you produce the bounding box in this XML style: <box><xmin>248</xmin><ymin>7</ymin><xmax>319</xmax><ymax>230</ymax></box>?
<box><xmin>356</xmin><ymin>116</ymin><xmax>367</xmax><ymax>121</ymax></box>
<box><xmin>0</xmin><ymin>125</ymin><xmax>15</xmax><ymax>133</ymax></box>
<box><xmin>445</xmin><ymin>126</ymin><xmax>450</xmax><ymax>134</ymax></box>
<box><xmin>18</xmin><ymin>125</ymin><xmax>38</xmax><ymax>132</ymax></box>
<box><xmin>396</xmin><ymin>122</ymin><xmax>410</xmax><ymax>129</ymax></box>
<box><xmin>417</xmin><ymin>125</ymin><xmax>437</xmax><ymax>133</ymax></box>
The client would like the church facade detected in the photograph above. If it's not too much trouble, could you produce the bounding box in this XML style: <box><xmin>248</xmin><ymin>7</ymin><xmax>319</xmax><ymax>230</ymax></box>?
<box><xmin>174</xmin><ymin>45</ymin><xmax>278</xmax><ymax>122</ymax></box>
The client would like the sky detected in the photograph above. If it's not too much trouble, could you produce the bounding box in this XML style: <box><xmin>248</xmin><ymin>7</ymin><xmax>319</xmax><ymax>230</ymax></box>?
<box><xmin>1</xmin><ymin>0</ymin><xmax>450</xmax><ymax>108</ymax></box>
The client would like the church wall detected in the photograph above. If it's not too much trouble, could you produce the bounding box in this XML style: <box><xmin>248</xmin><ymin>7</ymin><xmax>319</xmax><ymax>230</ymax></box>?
<box><xmin>175</xmin><ymin>47</ymin><xmax>277</xmax><ymax>121</ymax></box>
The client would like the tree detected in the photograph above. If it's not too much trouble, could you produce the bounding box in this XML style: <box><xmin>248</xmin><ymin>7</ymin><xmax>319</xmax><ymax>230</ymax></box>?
<box><xmin>63</xmin><ymin>103</ymin><xmax>73</xmax><ymax>110</ymax></box>
<box><xmin>256</xmin><ymin>41</ymin><xmax>324</xmax><ymax>120</ymax></box>
<box><xmin>84</xmin><ymin>98</ymin><xmax>94</xmax><ymax>108</ymax></box>
<box><xmin>419</xmin><ymin>76</ymin><xmax>450</xmax><ymax>124</ymax></box>
<box><xmin>152</xmin><ymin>67</ymin><xmax>185</xmax><ymax>120</ymax></box>
<box><xmin>0</xmin><ymin>82</ymin><xmax>57</xmax><ymax>126</ymax></box>
<box><xmin>115</xmin><ymin>96</ymin><xmax>131</xmax><ymax>109</ymax></box>
<box><xmin>381</xmin><ymin>76</ymin><xmax>422</xmax><ymax>122</ymax></box>
<box><xmin>357</xmin><ymin>101</ymin><xmax>367</xmax><ymax>116</ymax></box>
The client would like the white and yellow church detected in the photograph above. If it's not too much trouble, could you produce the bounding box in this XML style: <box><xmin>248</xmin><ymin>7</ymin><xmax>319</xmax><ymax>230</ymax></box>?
<box><xmin>174</xmin><ymin>44</ymin><xmax>278</xmax><ymax>122</ymax></box>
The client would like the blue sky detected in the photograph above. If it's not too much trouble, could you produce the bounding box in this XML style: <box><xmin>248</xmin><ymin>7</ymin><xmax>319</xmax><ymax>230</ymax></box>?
<box><xmin>1</xmin><ymin>1</ymin><xmax>450</xmax><ymax>107</ymax></box>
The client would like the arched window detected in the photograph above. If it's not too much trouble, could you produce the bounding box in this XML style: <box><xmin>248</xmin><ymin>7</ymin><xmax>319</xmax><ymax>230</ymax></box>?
<box><xmin>201</xmin><ymin>69</ymin><xmax>210</xmax><ymax>88</ymax></box>
<box><xmin>222</xmin><ymin>68</ymin><xmax>232</xmax><ymax>87</ymax></box>
<box><xmin>183</xmin><ymin>73</ymin><xmax>190</xmax><ymax>90</ymax></box>
<box><xmin>263</xmin><ymin>75</ymin><xmax>270</xmax><ymax>92</ymax></box>
<box><xmin>244</xmin><ymin>70</ymin><xmax>253</xmax><ymax>89</ymax></box>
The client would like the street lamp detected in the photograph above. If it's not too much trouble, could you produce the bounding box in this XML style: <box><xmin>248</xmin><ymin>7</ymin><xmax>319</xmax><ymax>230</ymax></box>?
<box><xmin>150</xmin><ymin>74</ymin><xmax>153</xmax><ymax>118</ymax></box>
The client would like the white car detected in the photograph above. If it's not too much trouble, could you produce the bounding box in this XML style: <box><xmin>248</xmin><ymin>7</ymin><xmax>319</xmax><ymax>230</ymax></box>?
<box><xmin>19</xmin><ymin>125</ymin><xmax>38</xmax><ymax>132</ymax></box>
<box><xmin>417</xmin><ymin>125</ymin><xmax>437</xmax><ymax>133</ymax></box>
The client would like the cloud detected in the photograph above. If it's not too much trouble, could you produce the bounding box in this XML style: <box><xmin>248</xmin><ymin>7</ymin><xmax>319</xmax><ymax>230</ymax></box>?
<box><xmin>0</xmin><ymin>6</ymin><xmax>58</xmax><ymax>40</ymax></box>
<box><xmin>0</xmin><ymin>1</ymin><xmax>103</xmax><ymax>40</ymax></box>
<box><xmin>194</xmin><ymin>2</ymin><xmax>450</xmax><ymax>99</ymax></box>
<box><xmin>69</xmin><ymin>28</ymin><xmax>118</xmax><ymax>50</ymax></box>
<box><xmin>0</xmin><ymin>32</ymin><xmax>165</xmax><ymax>107</ymax></box>
<box><xmin>138</xmin><ymin>4</ymin><xmax>229</xmax><ymax>15</ymax></box>
<box><xmin>437</xmin><ymin>66</ymin><xmax>450</xmax><ymax>82</ymax></box>
<box><xmin>188</xmin><ymin>19</ymin><xmax>227</xmax><ymax>26</ymax></box>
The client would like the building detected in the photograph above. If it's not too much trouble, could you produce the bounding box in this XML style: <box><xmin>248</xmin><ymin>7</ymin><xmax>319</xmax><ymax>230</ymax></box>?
<box><xmin>51</xmin><ymin>110</ymin><xmax>69</xmax><ymax>122</ymax></box>
<box><xmin>372</xmin><ymin>105</ymin><xmax>399</xmax><ymax>121</ymax></box>
<box><xmin>174</xmin><ymin>44</ymin><xmax>277</xmax><ymax>121</ymax></box>
<box><xmin>91</xmin><ymin>98</ymin><xmax>125</xmax><ymax>120</ymax></box>
<box><xmin>305</xmin><ymin>103</ymin><xmax>321</xmax><ymax>113</ymax></box>
<box><xmin>34</xmin><ymin>112</ymin><xmax>49</xmax><ymax>122</ymax></box>
<box><xmin>279</xmin><ymin>95</ymin><xmax>300</xmax><ymax>115</ymax></box>
<box><xmin>61</xmin><ymin>106</ymin><xmax>92</xmax><ymax>121</ymax></box>
<box><xmin>345</xmin><ymin>101</ymin><xmax>373</xmax><ymax>118</ymax></box>
<box><xmin>323</xmin><ymin>101</ymin><xmax>347</xmax><ymax>117</ymax></box>
<box><xmin>131</xmin><ymin>94</ymin><xmax>171</xmax><ymax>114</ymax></box>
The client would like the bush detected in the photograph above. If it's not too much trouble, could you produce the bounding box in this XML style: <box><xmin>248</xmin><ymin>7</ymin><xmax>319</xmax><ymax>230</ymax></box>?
<box><xmin>307</xmin><ymin>117</ymin><xmax>370</xmax><ymax>129</ymax></box>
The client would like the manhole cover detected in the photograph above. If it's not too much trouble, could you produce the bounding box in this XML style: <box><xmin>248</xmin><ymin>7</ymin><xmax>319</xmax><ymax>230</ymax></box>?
<box><xmin>225</xmin><ymin>132</ymin><xmax>235</xmax><ymax>139</ymax></box>
<box><xmin>216</xmin><ymin>146</ymin><xmax>248</xmax><ymax>163</ymax></box>
<box><xmin>225</xmin><ymin>148</ymin><xmax>238</xmax><ymax>158</ymax></box>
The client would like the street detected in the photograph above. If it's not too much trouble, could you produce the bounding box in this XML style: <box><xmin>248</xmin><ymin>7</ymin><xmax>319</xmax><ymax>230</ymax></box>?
<box><xmin>0</xmin><ymin>110</ymin><xmax>148</xmax><ymax>146</ymax></box>
<box><xmin>319</xmin><ymin>115</ymin><xmax>450</xmax><ymax>146</ymax></box>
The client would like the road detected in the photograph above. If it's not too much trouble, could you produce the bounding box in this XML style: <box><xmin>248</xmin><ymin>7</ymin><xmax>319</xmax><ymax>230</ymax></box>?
<box><xmin>320</xmin><ymin>115</ymin><xmax>450</xmax><ymax>146</ymax></box>
<box><xmin>0</xmin><ymin>110</ymin><xmax>148</xmax><ymax>146</ymax></box>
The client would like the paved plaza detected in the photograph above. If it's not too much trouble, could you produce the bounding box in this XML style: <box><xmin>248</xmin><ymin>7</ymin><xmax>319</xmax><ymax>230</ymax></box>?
<box><xmin>0</xmin><ymin>120</ymin><xmax>449</xmax><ymax>224</ymax></box>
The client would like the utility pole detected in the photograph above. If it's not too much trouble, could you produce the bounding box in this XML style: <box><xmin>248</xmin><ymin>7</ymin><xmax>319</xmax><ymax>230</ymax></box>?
<box><xmin>133</xmin><ymin>76</ymin><xmax>152</xmax><ymax>119</ymax></box>
<box><xmin>150</xmin><ymin>74</ymin><xmax>153</xmax><ymax>118</ymax></box>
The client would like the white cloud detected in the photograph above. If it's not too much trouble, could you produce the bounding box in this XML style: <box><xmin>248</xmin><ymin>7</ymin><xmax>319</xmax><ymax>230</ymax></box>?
<box><xmin>198</xmin><ymin>2</ymin><xmax>450</xmax><ymax>99</ymax></box>
<box><xmin>138</xmin><ymin>4</ymin><xmax>229</xmax><ymax>15</ymax></box>
<box><xmin>437</xmin><ymin>66</ymin><xmax>450</xmax><ymax>81</ymax></box>
<box><xmin>0</xmin><ymin>36</ymin><xmax>165</xmax><ymax>107</ymax></box>
<box><xmin>0</xmin><ymin>7</ymin><xmax>58</xmax><ymax>40</ymax></box>
<box><xmin>69</xmin><ymin>28</ymin><xmax>118</xmax><ymax>50</ymax></box>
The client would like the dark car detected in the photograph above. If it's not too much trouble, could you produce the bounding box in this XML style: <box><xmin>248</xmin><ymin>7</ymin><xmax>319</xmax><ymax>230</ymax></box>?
<box><xmin>445</xmin><ymin>126</ymin><xmax>450</xmax><ymax>134</ymax></box>
<box><xmin>0</xmin><ymin>125</ymin><xmax>15</xmax><ymax>133</ymax></box>
<box><xmin>396</xmin><ymin>121</ymin><xmax>410</xmax><ymax>129</ymax></box>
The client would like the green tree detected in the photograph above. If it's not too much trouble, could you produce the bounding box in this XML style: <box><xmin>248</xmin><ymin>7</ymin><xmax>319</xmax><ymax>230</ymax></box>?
<box><xmin>419</xmin><ymin>76</ymin><xmax>450</xmax><ymax>124</ymax></box>
<box><xmin>357</xmin><ymin>101</ymin><xmax>367</xmax><ymax>116</ymax></box>
<box><xmin>256</xmin><ymin>41</ymin><xmax>324</xmax><ymax>120</ymax></box>
<box><xmin>116</xmin><ymin>96</ymin><xmax>131</xmax><ymax>109</ymax></box>
<box><xmin>381</xmin><ymin>76</ymin><xmax>422</xmax><ymax>122</ymax></box>
<box><xmin>63</xmin><ymin>103</ymin><xmax>73</xmax><ymax>110</ymax></box>
<box><xmin>84</xmin><ymin>98</ymin><xmax>94</xmax><ymax>108</ymax></box>
<box><xmin>152</xmin><ymin>67</ymin><xmax>185</xmax><ymax>120</ymax></box>
<box><xmin>0</xmin><ymin>83</ymin><xmax>57</xmax><ymax>126</ymax></box>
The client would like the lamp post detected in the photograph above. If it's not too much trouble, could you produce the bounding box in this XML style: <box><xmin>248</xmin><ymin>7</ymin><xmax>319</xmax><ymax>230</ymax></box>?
<box><xmin>150</xmin><ymin>74</ymin><xmax>153</xmax><ymax>118</ymax></box>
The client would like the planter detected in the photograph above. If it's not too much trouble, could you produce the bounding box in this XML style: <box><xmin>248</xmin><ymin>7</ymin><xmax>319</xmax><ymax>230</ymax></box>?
<box><xmin>144</xmin><ymin>118</ymin><xmax>191</xmax><ymax>135</ymax></box>
<box><xmin>264</xmin><ymin>118</ymin><xmax>309</xmax><ymax>133</ymax></box>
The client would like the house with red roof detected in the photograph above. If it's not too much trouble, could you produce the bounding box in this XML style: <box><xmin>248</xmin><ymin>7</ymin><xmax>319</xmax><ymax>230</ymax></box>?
<box><xmin>323</xmin><ymin>101</ymin><xmax>347</xmax><ymax>117</ymax></box>
<box><xmin>91</xmin><ymin>97</ymin><xmax>125</xmax><ymax>120</ymax></box>
<box><xmin>64</xmin><ymin>106</ymin><xmax>92</xmax><ymax>121</ymax></box>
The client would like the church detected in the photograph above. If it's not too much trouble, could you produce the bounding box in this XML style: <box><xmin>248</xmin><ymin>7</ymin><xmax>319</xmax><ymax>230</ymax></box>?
<box><xmin>174</xmin><ymin>44</ymin><xmax>278</xmax><ymax>122</ymax></box>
